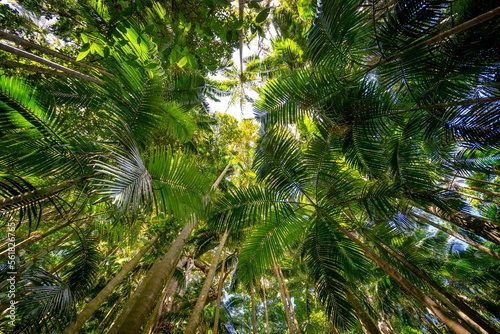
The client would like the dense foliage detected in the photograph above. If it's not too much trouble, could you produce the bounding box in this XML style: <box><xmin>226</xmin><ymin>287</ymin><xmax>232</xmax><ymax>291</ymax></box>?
<box><xmin>1</xmin><ymin>0</ymin><xmax>499</xmax><ymax>333</ymax></box>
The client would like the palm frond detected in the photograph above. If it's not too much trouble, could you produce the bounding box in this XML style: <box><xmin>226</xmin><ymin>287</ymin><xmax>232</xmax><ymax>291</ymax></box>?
<box><xmin>60</xmin><ymin>228</ymin><xmax>102</xmax><ymax>300</ymax></box>
<box><xmin>0</xmin><ymin>76</ymin><xmax>88</xmax><ymax>179</ymax></box>
<box><xmin>93</xmin><ymin>128</ymin><xmax>153</xmax><ymax>214</ymax></box>
<box><xmin>147</xmin><ymin>148</ymin><xmax>211</xmax><ymax>219</ymax></box>
<box><xmin>209</xmin><ymin>186</ymin><xmax>296</xmax><ymax>233</ymax></box>
<box><xmin>300</xmin><ymin>216</ymin><xmax>358</xmax><ymax>331</ymax></box>
<box><xmin>14</xmin><ymin>269</ymin><xmax>76</xmax><ymax>334</ymax></box>
<box><xmin>236</xmin><ymin>209</ymin><xmax>305</xmax><ymax>281</ymax></box>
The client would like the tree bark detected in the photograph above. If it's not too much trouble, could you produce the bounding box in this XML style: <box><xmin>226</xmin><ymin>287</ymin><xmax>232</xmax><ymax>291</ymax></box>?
<box><xmin>261</xmin><ymin>280</ymin><xmax>271</xmax><ymax>334</ymax></box>
<box><xmin>250</xmin><ymin>283</ymin><xmax>258</xmax><ymax>334</ymax></box>
<box><xmin>0</xmin><ymin>231</ymin><xmax>72</xmax><ymax>290</ymax></box>
<box><xmin>213</xmin><ymin>251</ymin><xmax>227</xmax><ymax>334</ymax></box>
<box><xmin>273</xmin><ymin>261</ymin><xmax>297</xmax><ymax>334</ymax></box>
<box><xmin>0</xmin><ymin>221</ymin><xmax>72</xmax><ymax>261</ymax></box>
<box><xmin>0</xmin><ymin>57</ymin><xmax>68</xmax><ymax>76</ymax></box>
<box><xmin>458</xmin><ymin>184</ymin><xmax>500</xmax><ymax>199</ymax></box>
<box><xmin>344</xmin><ymin>286</ymin><xmax>382</xmax><ymax>334</ymax></box>
<box><xmin>410</xmin><ymin>212</ymin><xmax>500</xmax><ymax>260</ymax></box>
<box><xmin>107</xmin><ymin>218</ymin><xmax>196</xmax><ymax>334</ymax></box>
<box><xmin>64</xmin><ymin>235</ymin><xmax>158</xmax><ymax>334</ymax></box>
<box><xmin>0</xmin><ymin>31</ymin><xmax>111</xmax><ymax>75</ymax></box>
<box><xmin>0</xmin><ymin>43</ymin><xmax>102</xmax><ymax>83</ymax></box>
<box><xmin>0</xmin><ymin>176</ymin><xmax>88</xmax><ymax>210</ymax></box>
<box><xmin>185</xmin><ymin>230</ymin><xmax>229</xmax><ymax>334</ymax></box>
<box><xmin>369</xmin><ymin>231</ymin><xmax>498</xmax><ymax>334</ymax></box>
<box><xmin>320</xmin><ymin>210</ymin><xmax>472</xmax><ymax>334</ymax></box>
<box><xmin>369</xmin><ymin>6</ymin><xmax>500</xmax><ymax>71</ymax></box>
<box><xmin>421</xmin><ymin>205</ymin><xmax>500</xmax><ymax>245</ymax></box>
<box><xmin>106</xmin><ymin>162</ymin><xmax>231</xmax><ymax>334</ymax></box>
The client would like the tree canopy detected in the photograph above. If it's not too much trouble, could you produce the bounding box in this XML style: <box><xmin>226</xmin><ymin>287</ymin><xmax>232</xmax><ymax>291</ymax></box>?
<box><xmin>1</xmin><ymin>0</ymin><xmax>499</xmax><ymax>333</ymax></box>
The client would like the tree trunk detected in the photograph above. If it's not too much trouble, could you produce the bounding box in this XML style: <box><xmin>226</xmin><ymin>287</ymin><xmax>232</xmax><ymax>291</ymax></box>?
<box><xmin>0</xmin><ymin>58</ymin><xmax>68</xmax><ymax>76</ymax></box>
<box><xmin>273</xmin><ymin>261</ymin><xmax>296</xmax><ymax>334</ymax></box>
<box><xmin>421</xmin><ymin>205</ymin><xmax>500</xmax><ymax>245</ymax></box>
<box><xmin>344</xmin><ymin>286</ymin><xmax>382</xmax><ymax>334</ymax></box>
<box><xmin>106</xmin><ymin>162</ymin><xmax>231</xmax><ymax>334</ymax></box>
<box><xmin>320</xmin><ymin>210</ymin><xmax>472</xmax><ymax>334</ymax></box>
<box><xmin>64</xmin><ymin>235</ymin><xmax>158</xmax><ymax>334</ymax></box>
<box><xmin>0</xmin><ymin>221</ymin><xmax>71</xmax><ymax>261</ymax></box>
<box><xmin>410</xmin><ymin>212</ymin><xmax>500</xmax><ymax>260</ymax></box>
<box><xmin>96</xmin><ymin>300</ymin><xmax>121</xmax><ymax>334</ymax></box>
<box><xmin>250</xmin><ymin>283</ymin><xmax>258</xmax><ymax>334</ymax></box>
<box><xmin>185</xmin><ymin>230</ymin><xmax>229</xmax><ymax>334</ymax></box>
<box><xmin>107</xmin><ymin>218</ymin><xmax>196</xmax><ymax>334</ymax></box>
<box><xmin>278</xmin><ymin>264</ymin><xmax>301</xmax><ymax>334</ymax></box>
<box><xmin>261</xmin><ymin>280</ymin><xmax>271</xmax><ymax>334</ymax></box>
<box><xmin>458</xmin><ymin>184</ymin><xmax>500</xmax><ymax>198</ymax></box>
<box><xmin>368</xmin><ymin>6</ymin><xmax>500</xmax><ymax>71</ymax></box>
<box><xmin>213</xmin><ymin>251</ymin><xmax>227</xmax><ymax>334</ymax></box>
<box><xmin>0</xmin><ymin>31</ymin><xmax>111</xmax><ymax>75</ymax></box>
<box><xmin>369</xmin><ymin>231</ymin><xmax>499</xmax><ymax>334</ymax></box>
<box><xmin>448</xmin><ymin>189</ymin><xmax>500</xmax><ymax>206</ymax></box>
<box><xmin>459</xmin><ymin>176</ymin><xmax>500</xmax><ymax>188</ymax></box>
<box><xmin>0</xmin><ymin>231</ymin><xmax>72</xmax><ymax>290</ymax></box>
<box><xmin>0</xmin><ymin>43</ymin><xmax>102</xmax><ymax>83</ymax></box>
<box><xmin>0</xmin><ymin>176</ymin><xmax>89</xmax><ymax>210</ymax></box>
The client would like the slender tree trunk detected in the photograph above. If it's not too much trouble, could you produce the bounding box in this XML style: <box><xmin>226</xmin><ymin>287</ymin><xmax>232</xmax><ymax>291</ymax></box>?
<box><xmin>64</xmin><ymin>235</ymin><xmax>158</xmax><ymax>334</ymax></box>
<box><xmin>143</xmin><ymin>272</ymin><xmax>174</xmax><ymax>334</ymax></box>
<box><xmin>0</xmin><ymin>176</ymin><xmax>88</xmax><ymax>210</ymax></box>
<box><xmin>0</xmin><ymin>231</ymin><xmax>72</xmax><ymax>290</ymax></box>
<box><xmin>369</xmin><ymin>231</ymin><xmax>499</xmax><ymax>334</ymax></box>
<box><xmin>0</xmin><ymin>43</ymin><xmax>102</xmax><ymax>83</ymax></box>
<box><xmin>185</xmin><ymin>230</ymin><xmax>229</xmax><ymax>334</ymax></box>
<box><xmin>0</xmin><ymin>221</ymin><xmax>71</xmax><ymax>261</ymax></box>
<box><xmin>107</xmin><ymin>218</ymin><xmax>196</xmax><ymax>334</ymax></box>
<box><xmin>278</xmin><ymin>264</ymin><xmax>301</xmax><ymax>334</ymax></box>
<box><xmin>261</xmin><ymin>280</ymin><xmax>271</xmax><ymax>334</ymax></box>
<box><xmin>448</xmin><ymin>188</ymin><xmax>500</xmax><ymax>206</ymax></box>
<box><xmin>459</xmin><ymin>176</ymin><xmax>500</xmax><ymax>188</ymax></box>
<box><xmin>410</xmin><ymin>212</ymin><xmax>500</xmax><ymax>260</ymax></box>
<box><xmin>213</xmin><ymin>251</ymin><xmax>227</xmax><ymax>334</ymax></box>
<box><xmin>419</xmin><ymin>205</ymin><xmax>500</xmax><ymax>244</ymax></box>
<box><xmin>107</xmin><ymin>163</ymin><xmax>231</xmax><ymax>334</ymax></box>
<box><xmin>344</xmin><ymin>286</ymin><xmax>382</xmax><ymax>334</ymax></box>
<box><xmin>0</xmin><ymin>58</ymin><xmax>67</xmax><ymax>76</ymax></box>
<box><xmin>319</xmin><ymin>210</ymin><xmax>471</xmax><ymax>334</ymax></box>
<box><xmin>250</xmin><ymin>283</ymin><xmax>258</xmax><ymax>334</ymax></box>
<box><xmin>273</xmin><ymin>261</ymin><xmax>295</xmax><ymax>334</ymax></box>
<box><xmin>96</xmin><ymin>300</ymin><xmax>121</xmax><ymax>334</ymax></box>
<box><xmin>0</xmin><ymin>31</ymin><xmax>111</xmax><ymax>75</ymax></box>
<box><xmin>458</xmin><ymin>184</ymin><xmax>500</xmax><ymax>198</ymax></box>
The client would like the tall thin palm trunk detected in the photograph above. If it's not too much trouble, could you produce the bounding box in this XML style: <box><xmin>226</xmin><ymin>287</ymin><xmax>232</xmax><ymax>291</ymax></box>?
<box><xmin>213</xmin><ymin>251</ymin><xmax>227</xmax><ymax>334</ymax></box>
<box><xmin>64</xmin><ymin>235</ymin><xmax>158</xmax><ymax>334</ymax></box>
<box><xmin>369</xmin><ymin>232</ymin><xmax>498</xmax><ymax>334</ymax></box>
<box><xmin>420</xmin><ymin>205</ymin><xmax>500</xmax><ymax>244</ymax></box>
<box><xmin>107</xmin><ymin>218</ymin><xmax>196</xmax><ymax>334</ymax></box>
<box><xmin>323</xmin><ymin>212</ymin><xmax>471</xmax><ymax>334</ymax></box>
<box><xmin>410</xmin><ymin>212</ymin><xmax>500</xmax><ymax>260</ymax></box>
<box><xmin>0</xmin><ymin>221</ymin><xmax>71</xmax><ymax>261</ymax></box>
<box><xmin>185</xmin><ymin>230</ymin><xmax>229</xmax><ymax>334</ymax></box>
<box><xmin>0</xmin><ymin>43</ymin><xmax>102</xmax><ymax>83</ymax></box>
<box><xmin>0</xmin><ymin>231</ymin><xmax>72</xmax><ymax>290</ymax></box>
<box><xmin>261</xmin><ymin>280</ymin><xmax>271</xmax><ymax>334</ymax></box>
<box><xmin>344</xmin><ymin>286</ymin><xmax>381</xmax><ymax>334</ymax></box>
<box><xmin>107</xmin><ymin>163</ymin><xmax>231</xmax><ymax>334</ymax></box>
<box><xmin>0</xmin><ymin>31</ymin><xmax>110</xmax><ymax>75</ymax></box>
<box><xmin>273</xmin><ymin>261</ymin><xmax>296</xmax><ymax>334</ymax></box>
<box><xmin>250</xmin><ymin>283</ymin><xmax>258</xmax><ymax>334</ymax></box>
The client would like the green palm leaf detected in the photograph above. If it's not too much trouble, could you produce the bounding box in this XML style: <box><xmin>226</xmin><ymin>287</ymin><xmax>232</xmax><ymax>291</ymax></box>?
<box><xmin>14</xmin><ymin>269</ymin><xmax>76</xmax><ymax>334</ymax></box>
